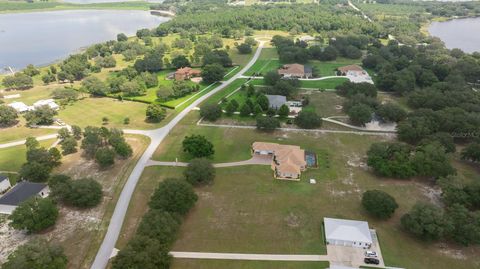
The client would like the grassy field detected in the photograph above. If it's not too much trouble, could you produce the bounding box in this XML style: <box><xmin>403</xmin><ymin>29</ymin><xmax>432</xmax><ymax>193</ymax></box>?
<box><xmin>147</xmin><ymin>110</ymin><xmax>480</xmax><ymax>269</ymax></box>
<box><xmin>309</xmin><ymin>58</ymin><xmax>363</xmax><ymax>77</ymax></box>
<box><xmin>0</xmin><ymin>0</ymin><xmax>151</xmax><ymax>13</ymax></box>
<box><xmin>299</xmin><ymin>78</ymin><xmax>349</xmax><ymax>89</ymax></box>
<box><xmin>302</xmin><ymin>91</ymin><xmax>346</xmax><ymax>117</ymax></box>
<box><xmin>244</xmin><ymin>48</ymin><xmax>280</xmax><ymax>76</ymax></box>
<box><xmin>0</xmin><ymin>138</ymin><xmax>56</xmax><ymax>171</ymax></box>
<box><xmin>57</xmin><ymin>97</ymin><xmax>167</xmax><ymax>129</ymax></box>
<box><xmin>0</xmin><ymin>118</ymin><xmax>57</xmax><ymax>144</ymax></box>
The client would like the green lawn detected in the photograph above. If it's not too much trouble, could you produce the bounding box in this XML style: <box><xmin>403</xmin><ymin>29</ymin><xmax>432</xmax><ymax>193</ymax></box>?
<box><xmin>245</xmin><ymin>59</ymin><xmax>281</xmax><ymax>76</ymax></box>
<box><xmin>309</xmin><ymin>58</ymin><xmax>363</xmax><ymax>77</ymax></box>
<box><xmin>0</xmin><ymin>138</ymin><xmax>56</xmax><ymax>171</ymax></box>
<box><xmin>201</xmin><ymin>78</ymin><xmax>249</xmax><ymax>106</ymax></box>
<box><xmin>0</xmin><ymin>118</ymin><xmax>57</xmax><ymax>144</ymax></box>
<box><xmin>299</xmin><ymin>77</ymin><xmax>349</xmax><ymax>89</ymax></box>
<box><xmin>57</xmin><ymin>97</ymin><xmax>168</xmax><ymax>129</ymax></box>
<box><xmin>302</xmin><ymin>91</ymin><xmax>346</xmax><ymax>117</ymax></box>
<box><xmin>149</xmin><ymin>112</ymin><xmax>480</xmax><ymax>269</ymax></box>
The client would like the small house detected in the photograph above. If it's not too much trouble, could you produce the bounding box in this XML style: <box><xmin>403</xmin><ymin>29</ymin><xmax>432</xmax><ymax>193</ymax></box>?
<box><xmin>0</xmin><ymin>182</ymin><xmax>50</xmax><ymax>215</ymax></box>
<box><xmin>266</xmin><ymin>95</ymin><xmax>287</xmax><ymax>110</ymax></box>
<box><xmin>8</xmin><ymin>101</ymin><xmax>33</xmax><ymax>113</ymax></box>
<box><xmin>324</xmin><ymin>217</ymin><xmax>373</xmax><ymax>248</ymax></box>
<box><xmin>174</xmin><ymin>67</ymin><xmax>201</xmax><ymax>81</ymax></box>
<box><xmin>277</xmin><ymin>64</ymin><xmax>312</xmax><ymax>78</ymax></box>
<box><xmin>33</xmin><ymin>99</ymin><xmax>59</xmax><ymax>110</ymax></box>
<box><xmin>252</xmin><ymin>142</ymin><xmax>307</xmax><ymax>180</ymax></box>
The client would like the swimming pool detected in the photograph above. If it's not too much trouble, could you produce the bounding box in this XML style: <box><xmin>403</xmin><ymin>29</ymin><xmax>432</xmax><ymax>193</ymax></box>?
<box><xmin>305</xmin><ymin>152</ymin><xmax>317</xmax><ymax>167</ymax></box>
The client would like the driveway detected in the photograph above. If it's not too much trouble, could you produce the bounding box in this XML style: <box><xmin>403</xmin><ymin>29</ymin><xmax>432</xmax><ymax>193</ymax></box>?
<box><xmin>90</xmin><ymin>41</ymin><xmax>266</xmax><ymax>269</ymax></box>
<box><xmin>145</xmin><ymin>155</ymin><xmax>272</xmax><ymax>168</ymax></box>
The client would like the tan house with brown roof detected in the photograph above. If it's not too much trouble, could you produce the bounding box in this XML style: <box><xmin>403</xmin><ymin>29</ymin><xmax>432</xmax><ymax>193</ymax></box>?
<box><xmin>337</xmin><ymin>65</ymin><xmax>366</xmax><ymax>76</ymax></box>
<box><xmin>175</xmin><ymin>67</ymin><xmax>201</xmax><ymax>81</ymax></box>
<box><xmin>277</xmin><ymin>64</ymin><xmax>312</xmax><ymax>78</ymax></box>
<box><xmin>252</xmin><ymin>142</ymin><xmax>307</xmax><ymax>180</ymax></box>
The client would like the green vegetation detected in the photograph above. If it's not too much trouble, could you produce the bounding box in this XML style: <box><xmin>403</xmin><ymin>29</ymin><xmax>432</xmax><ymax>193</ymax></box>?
<box><xmin>0</xmin><ymin>1</ymin><xmax>151</xmax><ymax>13</ymax></box>
<box><xmin>2</xmin><ymin>238</ymin><xmax>67</xmax><ymax>269</ymax></box>
<box><xmin>172</xmin><ymin>260</ymin><xmax>330</xmax><ymax>269</ymax></box>
<box><xmin>9</xmin><ymin>197</ymin><xmax>59</xmax><ymax>233</ymax></box>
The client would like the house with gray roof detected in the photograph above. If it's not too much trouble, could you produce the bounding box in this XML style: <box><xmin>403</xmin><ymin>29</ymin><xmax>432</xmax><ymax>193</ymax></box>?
<box><xmin>0</xmin><ymin>181</ymin><xmax>49</xmax><ymax>214</ymax></box>
<box><xmin>266</xmin><ymin>94</ymin><xmax>287</xmax><ymax>109</ymax></box>
<box><xmin>324</xmin><ymin>217</ymin><xmax>373</xmax><ymax>248</ymax></box>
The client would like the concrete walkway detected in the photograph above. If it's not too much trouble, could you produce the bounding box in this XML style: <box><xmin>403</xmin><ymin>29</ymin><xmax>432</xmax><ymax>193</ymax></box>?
<box><xmin>0</xmin><ymin>134</ymin><xmax>57</xmax><ymax>149</ymax></box>
<box><xmin>170</xmin><ymin>251</ymin><xmax>329</xmax><ymax>261</ymax></box>
<box><xmin>146</xmin><ymin>156</ymin><xmax>272</xmax><ymax>168</ymax></box>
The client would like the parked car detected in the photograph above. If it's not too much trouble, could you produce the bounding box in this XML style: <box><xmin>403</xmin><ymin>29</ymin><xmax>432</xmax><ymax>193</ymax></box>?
<box><xmin>364</xmin><ymin>257</ymin><xmax>380</xmax><ymax>265</ymax></box>
<box><xmin>365</xmin><ymin>251</ymin><xmax>377</xmax><ymax>257</ymax></box>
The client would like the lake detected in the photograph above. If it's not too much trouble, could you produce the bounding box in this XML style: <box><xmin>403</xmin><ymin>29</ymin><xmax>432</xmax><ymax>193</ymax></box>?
<box><xmin>428</xmin><ymin>17</ymin><xmax>480</xmax><ymax>53</ymax></box>
<box><xmin>0</xmin><ymin>10</ymin><xmax>169</xmax><ymax>72</ymax></box>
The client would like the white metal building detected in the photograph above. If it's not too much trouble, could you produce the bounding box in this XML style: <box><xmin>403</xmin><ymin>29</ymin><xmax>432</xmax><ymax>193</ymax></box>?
<box><xmin>0</xmin><ymin>175</ymin><xmax>11</xmax><ymax>193</ymax></box>
<box><xmin>324</xmin><ymin>217</ymin><xmax>373</xmax><ymax>248</ymax></box>
<box><xmin>33</xmin><ymin>99</ymin><xmax>59</xmax><ymax>110</ymax></box>
<box><xmin>8</xmin><ymin>101</ymin><xmax>33</xmax><ymax>113</ymax></box>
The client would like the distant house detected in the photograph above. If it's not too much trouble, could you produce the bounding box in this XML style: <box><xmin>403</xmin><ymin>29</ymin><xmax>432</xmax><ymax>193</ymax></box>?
<box><xmin>0</xmin><ymin>182</ymin><xmax>50</xmax><ymax>215</ymax></box>
<box><xmin>0</xmin><ymin>175</ymin><xmax>11</xmax><ymax>194</ymax></box>
<box><xmin>278</xmin><ymin>64</ymin><xmax>312</xmax><ymax>78</ymax></box>
<box><xmin>252</xmin><ymin>142</ymin><xmax>307</xmax><ymax>180</ymax></box>
<box><xmin>324</xmin><ymin>217</ymin><xmax>373</xmax><ymax>248</ymax></box>
<box><xmin>33</xmin><ymin>99</ymin><xmax>59</xmax><ymax>110</ymax></box>
<box><xmin>175</xmin><ymin>67</ymin><xmax>201</xmax><ymax>81</ymax></box>
<box><xmin>299</xmin><ymin>35</ymin><xmax>315</xmax><ymax>42</ymax></box>
<box><xmin>337</xmin><ymin>65</ymin><xmax>367</xmax><ymax>76</ymax></box>
<box><xmin>266</xmin><ymin>95</ymin><xmax>287</xmax><ymax>109</ymax></box>
<box><xmin>8</xmin><ymin>101</ymin><xmax>33</xmax><ymax>113</ymax></box>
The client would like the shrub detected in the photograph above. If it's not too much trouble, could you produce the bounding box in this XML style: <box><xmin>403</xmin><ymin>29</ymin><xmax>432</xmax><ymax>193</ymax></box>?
<box><xmin>182</xmin><ymin>135</ymin><xmax>214</xmax><ymax>158</ymax></box>
<box><xmin>184</xmin><ymin>158</ymin><xmax>215</xmax><ymax>186</ymax></box>
<box><xmin>2</xmin><ymin>238</ymin><xmax>67</xmax><ymax>269</ymax></box>
<box><xmin>362</xmin><ymin>190</ymin><xmax>398</xmax><ymax>219</ymax></box>
<box><xmin>95</xmin><ymin>147</ymin><xmax>115</xmax><ymax>168</ymax></box>
<box><xmin>149</xmin><ymin>178</ymin><xmax>198</xmax><ymax>215</ymax></box>
<box><xmin>9</xmin><ymin>197</ymin><xmax>59</xmax><ymax>233</ymax></box>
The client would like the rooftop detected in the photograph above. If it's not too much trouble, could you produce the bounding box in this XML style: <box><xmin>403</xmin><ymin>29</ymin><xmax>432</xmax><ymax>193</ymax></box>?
<box><xmin>338</xmin><ymin>64</ymin><xmax>364</xmax><ymax>73</ymax></box>
<box><xmin>324</xmin><ymin>217</ymin><xmax>373</xmax><ymax>244</ymax></box>
<box><xmin>0</xmin><ymin>175</ymin><xmax>8</xmax><ymax>182</ymax></box>
<box><xmin>0</xmin><ymin>181</ymin><xmax>47</xmax><ymax>206</ymax></box>
<box><xmin>266</xmin><ymin>94</ymin><xmax>286</xmax><ymax>109</ymax></box>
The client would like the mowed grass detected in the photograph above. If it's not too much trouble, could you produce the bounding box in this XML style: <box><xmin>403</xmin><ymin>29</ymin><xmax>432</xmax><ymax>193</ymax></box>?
<box><xmin>309</xmin><ymin>58</ymin><xmax>363</xmax><ymax>77</ymax></box>
<box><xmin>245</xmin><ymin>48</ymin><xmax>280</xmax><ymax>76</ymax></box>
<box><xmin>299</xmin><ymin>77</ymin><xmax>349</xmax><ymax>89</ymax></box>
<box><xmin>57</xmin><ymin>97</ymin><xmax>167</xmax><ymax>129</ymax></box>
<box><xmin>172</xmin><ymin>259</ymin><xmax>329</xmax><ymax>269</ymax></box>
<box><xmin>0</xmin><ymin>118</ymin><xmax>56</xmax><ymax>144</ymax></box>
<box><xmin>149</xmin><ymin>112</ymin><xmax>480</xmax><ymax>269</ymax></box>
<box><xmin>0</xmin><ymin>138</ymin><xmax>56</xmax><ymax>171</ymax></box>
<box><xmin>303</xmin><ymin>91</ymin><xmax>346</xmax><ymax>117</ymax></box>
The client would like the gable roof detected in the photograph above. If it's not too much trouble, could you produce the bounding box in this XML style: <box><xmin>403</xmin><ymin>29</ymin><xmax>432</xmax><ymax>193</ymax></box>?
<box><xmin>278</xmin><ymin>64</ymin><xmax>305</xmax><ymax>75</ymax></box>
<box><xmin>338</xmin><ymin>65</ymin><xmax>364</xmax><ymax>73</ymax></box>
<box><xmin>324</xmin><ymin>217</ymin><xmax>373</xmax><ymax>244</ymax></box>
<box><xmin>252</xmin><ymin>142</ymin><xmax>306</xmax><ymax>176</ymax></box>
<box><xmin>0</xmin><ymin>182</ymin><xmax>47</xmax><ymax>206</ymax></box>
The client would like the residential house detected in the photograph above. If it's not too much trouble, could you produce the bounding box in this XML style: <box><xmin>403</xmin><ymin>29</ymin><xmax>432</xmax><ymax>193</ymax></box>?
<box><xmin>174</xmin><ymin>67</ymin><xmax>201</xmax><ymax>81</ymax></box>
<box><xmin>8</xmin><ymin>101</ymin><xmax>33</xmax><ymax>113</ymax></box>
<box><xmin>0</xmin><ymin>182</ymin><xmax>50</xmax><ymax>215</ymax></box>
<box><xmin>337</xmin><ymin>65</ymin><xmax>367</xmax><ymax>76</ymax></box>
<box><xmin>0</xmin><ymin>175</ymin><xmax>11</xmax><ymax>193</ymax></box>
<box><xmin>266</xmin><ymin>94</ymin><xmax>287</xmax><ymax>109</ymax></box>
<box><xmin>324</xmin><ymin>217</ymin><xmax>373</xmax><ymax>248</ymax></box>
<box><xmin>33</xmin><ymin>99</ymin><xmax>59</xmax><ymax>110</ymax></box>
<box><xmin>252</xmin><ymin>142</ymin><xmax>307</xmax><ymax>180</ymax></box>
<box><xmin>277</xmin><ymin>64</ymin><xmax>312</xmax><ymax>78</ymax></box>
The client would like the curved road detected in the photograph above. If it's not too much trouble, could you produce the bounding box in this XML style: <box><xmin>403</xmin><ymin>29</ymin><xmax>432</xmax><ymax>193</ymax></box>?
<box><xmin>90</xmin><ymin>41</ymin><xmax>265</xmax><ymax>269</ymax></box>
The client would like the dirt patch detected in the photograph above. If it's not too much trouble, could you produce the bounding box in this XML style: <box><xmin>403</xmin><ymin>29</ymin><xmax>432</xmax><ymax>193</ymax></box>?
<box><xmin>284</xmin><ymin>212</ymin><xmax>301</xmax><ymax>228</ymax></box>
<box><xmin>0</xmin><ymin>216</ymin><xmax>28</xmax><ymax>263</ymax></box>
<box><xmin>414</xmin><ymin>182</ymin><xmax>443</xmax><ymax>207</ymax></box>
<box><xmin>436</xmin><ymin>243</ymin><xmax>467</xmax><ymax>260</ymax></box>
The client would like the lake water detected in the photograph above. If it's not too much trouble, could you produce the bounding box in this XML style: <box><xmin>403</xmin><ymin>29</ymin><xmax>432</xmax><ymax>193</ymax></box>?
<box><xmin>0</xmin><ymin>10</ymin><xmax>169</xmax><ymax>72</ymax></box>
<box><xmin>428</xmin><ymin>17</ymin><xmax>480</xmax><ymax>53</ymax></box>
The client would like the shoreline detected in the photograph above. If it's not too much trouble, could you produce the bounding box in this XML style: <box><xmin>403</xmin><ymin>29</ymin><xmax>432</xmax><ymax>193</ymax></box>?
<box><xmin>0</xmin><ymin>1</ymin><xmax>155</xmax><ymax>14</ymax></box>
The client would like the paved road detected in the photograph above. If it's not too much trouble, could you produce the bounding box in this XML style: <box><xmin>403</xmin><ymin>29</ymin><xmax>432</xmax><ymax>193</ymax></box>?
<box><xmin>146</xmin><ymin>155</ymin><xmax>272</xmax><ymax>168</ymax></box>
<box><xmin>90</xmin><ymin>41</ymin><xmax>266</xmax><ymax>269</ymax></box>
<box><xmin>170</xmin><ymin>251</ymin><xmax>329</xmax><ymax>261</ymax></box>
<box><xmin>0</xmin><ymin>134</ymin><xmax>57</xmax><ymax>149</ymax></box>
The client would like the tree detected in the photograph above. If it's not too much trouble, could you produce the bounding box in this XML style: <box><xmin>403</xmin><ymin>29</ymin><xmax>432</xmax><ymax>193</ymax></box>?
<box><xmin>71</xmin><ymin>125</ymin><xmax>82</xmax><ymax>140</ymax></box>
<box><xmin>182</xmin><ymin>135</ymin><xmax>214</xmax><ymax>158</ymax></box>
<box><xmin>24</xmin><ymin>105</ymin><xmax>57</xmax><ymax>126</ymax></box>
<box><xmin>146</xmin><ymin>104</ymin><xmax>167</xmax><ymax>122</ymax></box>
<box><xmin>256</xmin><ymin>94</ymin><xmax>269</xmax><ymax>111</ymax></box>
<box><xmin>225</xmin><ymin>99</ymin><xmax>239</xmax><ymax>115</ymax></box>
<box><xmin>295</xmin><ymin>110</ymin><xmax>322</xmax><ymax>129</ymax></box>
<box><xmin>347</xmin><ymin>104</ymin><xmax>373</xmax><ymax>126</ymax></box>
<box><xmin>377</xmin><ymin>103</ymin><xmax>407</xmax><ymax>122</ymax></box>
<box><xmin>117</xmin><ymin>33</ymin><xmax>128</xmax><ymax>42</ymax></box>
<box><xmin>278</xmin><ymin>104</ymin><xmax>290</xmax><ymax>118</ymax></box>
<box><xmin>2</xmin><ymin>72</ymin><xmax>34</xmax><ymax>90</ymax></box>
<box><xmin>171</xmin><ymin>55</ymin><xmax>191</xmax><ymax>69</ymax></box>
<box><xmin>64</xmin><ymin>178</ymin><xmax>103</xmax><ymax>208</ymax></box>
<box><xmin>136</xmin><ymin>210</ymin><xmax>181</xmax><ymax>246</ymax></box>
<box><xmin>237</xmin><ymin>43</ymin><xmax>252</xmax><ymax>54</ymax></box>
<box><xmin>23</xmin><ymin>64</ymin><xmax>40</xmax><ymax>77</ymax></box>
<box><xmin>81</xmin><ymin>76</ymin><xmax>109</xmax><ymax>96</ymax></box>
<box><xmin>184</xmin><ymin>158</ymin><xmax>215</xmax><ymax>186</ymax></box>
<box><xmin>25</xmin><ymin>136</ymin><xmax>40</xmax><ymax>150</ymax></box>
<box><xmin>401</xmin><ymin>202</ymin><xmax>445</xmax><ymax>241</ymax></box>
<box><xmin>95</xmin><ymin>147</ymin><xmax>115</xmax><ymax>168</ymax></box>
<box><xmin>367</xmin><ymin>142</ymin><xmax>416</xmax><ymax>179</ymax></box>
<box><xmin>239</xmin><ymin>103</ymin><xmax>252</xmax><ymax>117</ymax></box>
<box><xmin>42</xmin><ymin>72</ymin><xmax>56</xmax><ymax>84</ymax></box>
<box><xmin>203</xmin><ymin>50</ymin><xmax>232</xmax><ymax>67</ymax></box>
<box><xmin>0</xmin><ymin>105</ymin><xmax>18</xmax><ymax>126</ymax></box>
<box><xmin>461</xmin><ymin>142</ymin><xmax>480</xmax><ymax>163</ymax></box>
<box><xmin>362</xmin><ymin>190</ymin><xmax>398</xmax><ymax>219</ymax></box>
<box><xmin>264</xmin><ymin>71</ymin><xmax>281</xmax><ymax>85</ymax></box>
<box><xmin>19</xmin><ymin>162</ymin><xmax>52</xmax><ymax>182</ymax></box>
<box><xmin>443</xmin><ymin>203</ymin><xmax>480</xmax><ymax>246</ymax></box>
<box><xmin>9</xmin><ymin>197</ymin><xmax>59</xmax><ymax>233</ymax></box>
<box><xmin>256</xmin><ymin>116</ymin><xmax>280</xmax><ymax>131</ymax></box>
<box><xmin>412</xmin><ymin>142</ymin><xmax>455</xmax><ymax>179</ymax></box>
<box><xmin>2</xmin><ymin>238</ymin><xmax>67</xmax><ymax>269</ymax></box>
<box><xmin>200</xmin><ymin>104</ymin><xmax>222</xmax><ymax>121</ymax></box>
<box><xmin>51</xmin><ymin>88</ymin><xmax>78</xmax><ymax>103</ymax></box>
<box><xmin>201</xmin><ymin>64</ymin><xmax>225</xmax><ymax>84</ymax></box>
<box><xmin>48</xmin><ymin>174</ymin><xmax>72</xmax><ymax>202</ymax></box>
<box><xmin>319</xmin><ymin>46</ymin><xmax>338</xmax><ymax>61</ymax></box>
<box><xmin>112</xmin><ymin>236</ymin><xmax>172</xmax><ymax>269</ymax></box>
<box><xmin>149</xmin><ymin>178</ymin><xmax>198</xmax><ymax>215</ymax></box>
<box><xmin>134</xmin><ymin>49</ymin><xmax>163</xmax><ymax>73</ymax></box>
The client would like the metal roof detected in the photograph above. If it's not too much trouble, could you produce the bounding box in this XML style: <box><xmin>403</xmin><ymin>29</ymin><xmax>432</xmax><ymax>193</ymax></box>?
<box><xmin>324</xmin><ymin>217</ymin><xmax>373</xmax><ymax>244</ymax></box>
